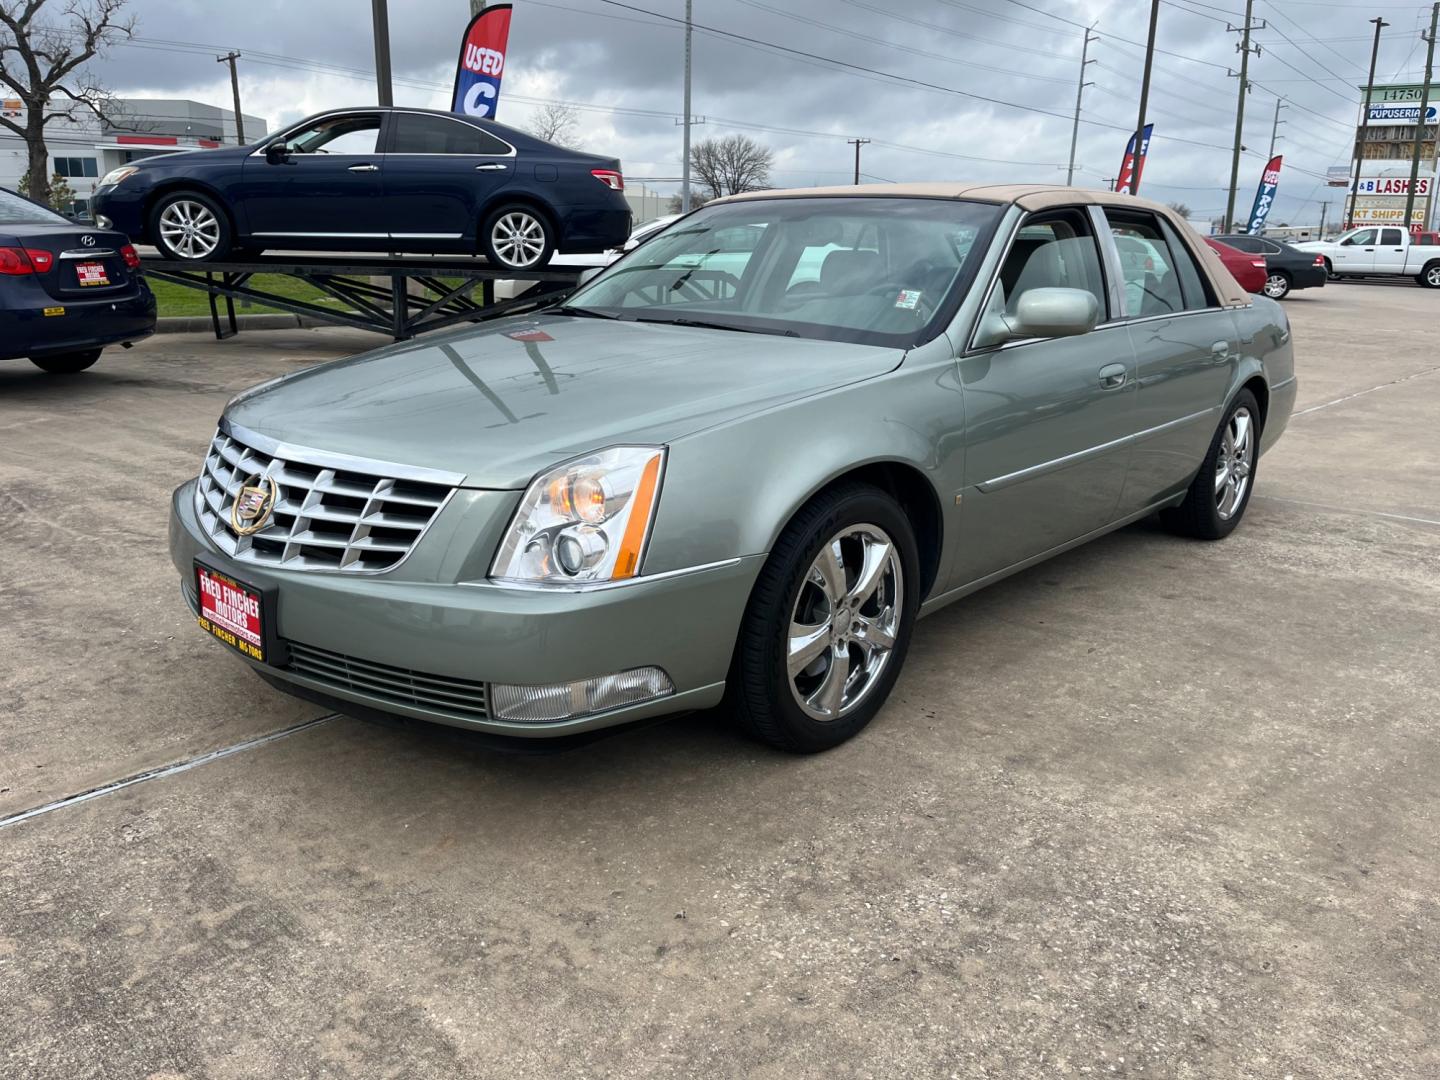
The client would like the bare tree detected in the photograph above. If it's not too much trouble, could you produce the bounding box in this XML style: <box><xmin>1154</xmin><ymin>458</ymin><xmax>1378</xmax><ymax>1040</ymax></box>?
<box><xmin>1166</xmin><ymin>201</ymin><xmax>1193</xmax><ymax>219</ymax></box>
<box><xmin>689</xmin><ymin>134</ymin><xmax>772</xmax><ymax>200</ymax></box>
<box><xmin>526</xmin><ymin>102</ymin><xmax>580</xmax><ymax>148</ymax></box>
<box><xmin>0</xmin><ymin>0</ymin><xmax>135</xmax><ymax>207</ymax></box>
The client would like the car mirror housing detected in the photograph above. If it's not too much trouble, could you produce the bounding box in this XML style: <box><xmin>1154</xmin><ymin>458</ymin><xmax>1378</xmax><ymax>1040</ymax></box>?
<box><xmin>976</xmin><ymin>287</ymin><xmax>1100</xmax><ymax>347</ymax></box>
<box><xmin>264</xmin><ymin>142</ymin><xmax>293</xmax><ymax>165</ymax></box>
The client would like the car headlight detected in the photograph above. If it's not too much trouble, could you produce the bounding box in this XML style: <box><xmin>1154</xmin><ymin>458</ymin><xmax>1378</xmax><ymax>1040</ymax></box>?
<box><xmin>98</xmin><ymin>166</ymin><xmax>138</xmax><ymax>188</ymax></box>
<box><xmin>491</xmin><ymin>446</ymin><xmax>665</xmax><ymax>585</ymax></box>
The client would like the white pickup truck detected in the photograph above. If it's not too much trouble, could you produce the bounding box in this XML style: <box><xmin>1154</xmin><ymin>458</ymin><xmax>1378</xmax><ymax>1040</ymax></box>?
<box><xmin>1295</xmin><ymin>226</ymin><xmax>1440</xmax><ymax>288</ymax></box>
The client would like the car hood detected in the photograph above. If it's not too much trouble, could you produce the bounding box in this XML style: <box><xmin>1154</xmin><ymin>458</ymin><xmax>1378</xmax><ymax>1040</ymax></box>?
<box><xmin>223</xmin><ymin>314</ymin><xmax>905</xmax><ymax>489</ymax></box>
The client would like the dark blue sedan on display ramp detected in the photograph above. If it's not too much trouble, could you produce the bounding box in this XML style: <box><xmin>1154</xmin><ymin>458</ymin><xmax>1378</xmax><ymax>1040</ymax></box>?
<box><xmin>0</xmin><ymin>188</ymin><xmax>156</xmax><ymax>374</ymax></box>
<box><xmin>92</xmin><ymin>107</ymin><xmax>632</xmax><ymax>271</ymax></box>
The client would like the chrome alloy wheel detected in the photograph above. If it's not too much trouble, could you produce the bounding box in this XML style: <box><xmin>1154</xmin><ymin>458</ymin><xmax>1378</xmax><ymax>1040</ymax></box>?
<box><xmin>1216</xmin><ymin>406</ymin><xmax>1255</xmax><ymax>520</ymax></box>
<box><xmin>491</xmin><ymin>211</ymin><xmax>546</xmax><ymax>268</ymax></box>
<box><xmin>1426</xmin><ymin>265</ymin><xmax>1440</xmax><ymax>288</ymax></box>
<box><xmin>787</xmin><ymin>524</ymin><xmax>903</xmax><ymax>722</ymax></box>
<box><xmin>1262</xmin><ymin>272</ymin><xmax>1289</xmax><ymax>299</ymax></box>
<box><xmin>158</xmin><ymin>199</ymin><xmax>221</xmax><ymax>259</ymax></box>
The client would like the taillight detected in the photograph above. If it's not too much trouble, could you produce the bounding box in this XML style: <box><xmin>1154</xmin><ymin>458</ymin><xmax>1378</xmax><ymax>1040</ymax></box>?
<box><xmin>0</xmin><ymin>247</ymin><xmax>36</xmax><ymax>275</ymax></box>
<box><xmin>1313</xmin><ymin>255</ymin><xmax>1325</xmax><ymax>266</ymax></box>
<box><xmin>1251</xmin><ymin>259</ymin><xmax>1266</xmax><ymax>268</ymax></box>
<box><xmin>121</xmin><ymin>244</ymin><xmax>141</xmax><ymax>269</ymax></box>
<box><xmin>26</xmin><ymin>248</ymin><xmax>54</xmax><ymax>272</ymax></box>
<box><xmin>591</xmin><ymin>168</ymin><xmax>624</xmax><ymax>191</ymax></box>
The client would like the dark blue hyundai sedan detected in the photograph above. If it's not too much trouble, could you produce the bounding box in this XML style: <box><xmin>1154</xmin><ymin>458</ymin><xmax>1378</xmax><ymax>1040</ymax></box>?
<box><xmin>92</xmin><ymin>107</ymin><xmax>632</xmax><ymax>270</ymax></box>
<box><xmin>0</xmin><ymin>187</ymin><xmax>156</xmax><ymax>374</ymax></box>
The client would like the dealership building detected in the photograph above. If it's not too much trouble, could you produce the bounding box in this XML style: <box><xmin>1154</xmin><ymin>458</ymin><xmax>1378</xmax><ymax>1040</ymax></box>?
<box><xmin>0</xmin><ymin>98</ymin><xmax>267</xmax><ymax>217</ymax></box>
<box><xmin>1343</xmin><ymin>81</ymin><xmax>1439</xmax><ymax>231</ymax></box>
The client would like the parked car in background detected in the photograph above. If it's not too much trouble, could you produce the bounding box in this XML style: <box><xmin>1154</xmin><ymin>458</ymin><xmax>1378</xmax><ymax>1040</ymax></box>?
<box><xmin>170</xmin><ymin>184</ymin><xmax>1294</xmax><ymax>754</ymax></box>
<box><xmin>1204</xmin><ymin>237</ymin><xmax>1267</xmax><ymax>294</ymax></box>
<box><xmin>92</xmin><ymin>107</ymin><xmax>631</xmax><ymax>271</ymax></box>
<box><xmin>1294</xmin><ymin>226</ymin><xmax>1440</xmax><ymax>287</ymax></box>
<box><xmin>0</xmin><ymin>187</ymin><xmax>155</xmax><ymax>374</ymax></box>
<box><xmin>551</xmin><ymin>213</ymin><xmax>680</xmax><ymax>268</ymax></box>
<box><xmin>1215</xmin><ymin>233</ymin><xmax>1327</xmax><ymax>299</ymax></box>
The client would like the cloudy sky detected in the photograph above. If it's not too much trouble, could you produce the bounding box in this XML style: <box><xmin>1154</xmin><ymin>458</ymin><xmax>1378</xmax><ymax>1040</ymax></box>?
<box><xmin>76</xmin><ymin>0</ymin><xmax>1440</xmax><ymax>224</ymax></box>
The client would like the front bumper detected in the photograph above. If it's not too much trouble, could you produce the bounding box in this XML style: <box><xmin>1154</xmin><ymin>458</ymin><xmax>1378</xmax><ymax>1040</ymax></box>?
<box><xmin>169</xmin><ymin>479</ymin><xmax>761</xmax><ymax>737</ymax></box>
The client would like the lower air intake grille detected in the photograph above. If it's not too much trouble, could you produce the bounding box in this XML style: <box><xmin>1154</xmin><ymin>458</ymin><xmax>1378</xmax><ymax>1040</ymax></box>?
<box><xmin>284</xmin><ymin>640</ymin><xmax>490</xmax><ymax>721</ymax></box>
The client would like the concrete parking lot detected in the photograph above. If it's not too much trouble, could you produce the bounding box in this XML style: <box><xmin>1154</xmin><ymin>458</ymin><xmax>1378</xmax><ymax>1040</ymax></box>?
<box><xmin>2</xmin><ymin>283</ymin><xmax>1437</xmax><ymax>1079</ymax></box>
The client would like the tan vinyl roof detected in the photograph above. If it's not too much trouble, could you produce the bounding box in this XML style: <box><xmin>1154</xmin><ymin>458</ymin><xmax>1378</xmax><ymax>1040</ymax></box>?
<box><xmin>714</xmin><ymin>183</ymin><xmax>1250</xmax><ymax>308</ymax></box>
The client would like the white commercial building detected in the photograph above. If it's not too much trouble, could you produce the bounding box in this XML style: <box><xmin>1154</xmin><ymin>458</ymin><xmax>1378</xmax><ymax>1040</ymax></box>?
<box><xmin>0</xmin><ymin>97</ymin><xmax>267</xmax><ymax>216</ymax></box>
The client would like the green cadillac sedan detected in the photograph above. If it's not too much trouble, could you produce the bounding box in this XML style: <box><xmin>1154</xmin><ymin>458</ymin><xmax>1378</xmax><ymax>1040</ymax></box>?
<box><xmin>170</xmin><ymin>184</ymin><xmax>1296</xmax><ymax>752</ymax></box>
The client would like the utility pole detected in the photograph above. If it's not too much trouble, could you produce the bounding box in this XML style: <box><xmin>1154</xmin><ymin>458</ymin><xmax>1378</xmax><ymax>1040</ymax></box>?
<box><xmin>1224</xmin><ymin>0</ymin><xmax>1263</xmax><ymax>233</ymax></box>
<box><xmin>1318</xmin><ymin>200</ymin><xmax>1329</xmax><ymax>239</ymax></box>
<box><xmin>847</xmin><ymin>138</ymin><xmax>871</xmax><ymax>184</ymax></box>
<box><xmin>1267</xmin><ymin>97</ymin><xmax>1286</xmax><ymax>159</ymax></box>
<box><xmin>1347</xmin><ymin>17</ymin><xmax>1389</xmax><ymax>228</ymax></box>
<box><xmin>470</xmin><ymin>0</ymin><xmax>486</xmax><ymax>13</ymax></box>
<box><xmin>372</xmin><ymin>0</ymin><xmax>394</xmax><ymax>107</ymax></box>
<box><xmin>681</xmin><ymin>0</ymin><xmax>694</xmax><ymax>212</ymax></box>
<box><xmin>216</xmin><ymin>52</ymin><xmax>245</xmax><ymax>144</ymax></box>
<box><xmin>1129</xmin><ymin>0</ymin><xmax>1160</xmax><ymax>195</ymax></box>
<box><xmin>1067</xmin><ymin>26</ymin><xmax>1098</xmax><ymax>185</ymax></box>
<box><xmin>1404</xmin><ymin>4</ymin><xmax>1439</xmax><ymax>234</ymax></box>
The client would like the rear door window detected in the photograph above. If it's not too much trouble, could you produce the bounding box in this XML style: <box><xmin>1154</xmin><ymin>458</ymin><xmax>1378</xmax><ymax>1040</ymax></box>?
<box><xmin>389</xmin><ymin>113</ymin><xmax>511</xmax><ymax>155</ymax></box>
<box><xmin>1104</xmin><ymin>210</ymin><xmax>1211</xmax><ymax>316</ymax></box>
<box><xmin>1379</xmin><ymin>228</ymin><xmax>1405</xmax><ymax>246</ymax></box>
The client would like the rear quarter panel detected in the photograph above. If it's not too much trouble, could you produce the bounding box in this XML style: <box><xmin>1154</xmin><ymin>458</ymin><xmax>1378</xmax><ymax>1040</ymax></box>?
<box><xmin>1232</xmin><ymin>296</ymin><xmax>1295</xmax><ymax>454</ymax></box>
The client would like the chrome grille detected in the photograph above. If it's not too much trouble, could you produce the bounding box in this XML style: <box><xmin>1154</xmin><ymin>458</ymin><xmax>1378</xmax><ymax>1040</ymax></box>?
<box><xmin>284</xmin><ymin>640</ymin><xmax>490</xmax><ymax>720</ymax></box>
<box><xmin>195</xmin><ymin>429</ymin><xmax>453</xmax><ymax>573</ymax></box>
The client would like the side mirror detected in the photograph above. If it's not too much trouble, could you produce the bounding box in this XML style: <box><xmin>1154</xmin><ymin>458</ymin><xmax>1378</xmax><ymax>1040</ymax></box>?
<box><xmin>264</xmin><ymin>142</ymin><xmax>292</xmax><ymax>165</ymax></box>
<box><xmin>577</xmin><ymin>266</ymin><xmax>605</xmax><ymax>286</ymax></box>
<box><xmin>976</xmin><ymin>287</ymin><xmax>1100</xmax><ymax>347</ymax></box>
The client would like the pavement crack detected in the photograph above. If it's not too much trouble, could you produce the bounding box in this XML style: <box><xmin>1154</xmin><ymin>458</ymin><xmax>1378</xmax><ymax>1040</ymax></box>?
<box><xmin>0</xmin><ymin>714</ymin><xmax>339</xmax><ymax>831</ymax></box>
<box><xmin>1292</xmin><ymin>364</ymin><xmax>1440</xmax><ymax>417</ymax></box>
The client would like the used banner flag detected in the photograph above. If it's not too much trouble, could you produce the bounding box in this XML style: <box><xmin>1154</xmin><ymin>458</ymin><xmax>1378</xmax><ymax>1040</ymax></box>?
<box><xmin>451</xmin><ymin>4</ymin><xmax>513</xmax><ymax>119</ymax></box>
<box><xmin>1246</xmin><ymin>155</ymin><xmax>1283</xmax><ymax>234</ymax></box>
<box><xmin>1115</xmin><ymin>124</ymin><xmax>1154</xmax><ymax>195</ymax></box>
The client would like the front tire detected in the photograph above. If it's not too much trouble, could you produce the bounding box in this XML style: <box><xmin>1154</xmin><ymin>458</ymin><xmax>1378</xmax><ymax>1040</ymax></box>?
<box><xmin>1161</xmin><ymin>389</ymin><xmax>1260</xmax><ymax>540</ymax></box>
<box><xmin>481</xmin><ymin>204</ymin><xmax>555</xmax><ymax>270</ymax></box>
<box><xmin>729</xmin><ymin>484</ymin><xmax>919</xmax><ymax>753</ymax></box>
<box><xmin>30</xmin><ymin>348</ymin><xmax>102</xmax><ymax>374</ymax></box>
<box><xmin>150</xmin><ymin>191</ymin><xmax>232</xmax><ymax>262</ymax></box>
<box><xmin>1262</xmin><ymin>270</ymin><xmax>1291</xmax><ymax>299</ymax></box>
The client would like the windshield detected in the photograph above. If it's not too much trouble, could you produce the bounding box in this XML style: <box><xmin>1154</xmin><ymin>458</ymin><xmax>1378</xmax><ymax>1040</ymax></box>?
<box><xmin>564</xmin><ymin>196</ymin><xmax>1000</xmax><ymax>347</ymax></box>
<box><xmin>0</xmin><ymin>188</ymin><xmax>68</xmax><ymax>226</ymax></box>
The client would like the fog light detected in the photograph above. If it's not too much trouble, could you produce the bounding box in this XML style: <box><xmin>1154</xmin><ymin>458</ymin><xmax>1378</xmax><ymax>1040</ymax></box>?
<box><xmin>490</xmin><ymin>667</ymin><xmax>674</xmax><ymax>722</ymax></box>
<box><xmin>95</xmin><ymin>214</ymin><xmax>113</xmax><ymax>229</ymax></box>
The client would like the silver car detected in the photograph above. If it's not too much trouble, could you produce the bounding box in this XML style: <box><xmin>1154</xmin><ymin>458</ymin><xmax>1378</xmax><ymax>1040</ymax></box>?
<box><xmin>170</xmin><ymin>184</ymin><xmax>1296</xmax><ymax>752</ymax></box>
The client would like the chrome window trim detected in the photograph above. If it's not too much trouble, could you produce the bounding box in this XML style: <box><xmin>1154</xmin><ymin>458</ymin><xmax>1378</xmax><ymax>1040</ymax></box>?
<box><xmin>250</xmin><ymin>108</ymin><xmax>518</xmax><ymax>160</ymax></box>
<box><xmin>977</xmin><ymin>406</ymin><xmax>1220</xmax><ymax>491</ymax></box>
<box><xmin>466</xmin><ymin>558</ymin><xmax>744</xmax><ymax>593</ymax></box>
<box><xmin>219</xmin><ymin>417</ymin><xmax>469</xmax><ymax>487</ymax></box>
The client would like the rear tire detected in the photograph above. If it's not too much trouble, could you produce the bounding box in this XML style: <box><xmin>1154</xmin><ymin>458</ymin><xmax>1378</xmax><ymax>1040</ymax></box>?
<box><xmin>1161</xmin><ymin>389</ymin><xmax>1260</xmax><ymax>541</ymax></box>
<box><xmin>1418</xmin><ymin>262</ymin><xmax>1440</xmax><ymax>288</ymax></box>
<box><xmin>1262</xmin><ymin>270</ymin><xmax>1291</xmax><ymax>299</ymax></box>
<box><xmin>150</xmin><ymin>190</ymin><xmax>232</xmax><ymax>262</ymax></box>
<box><xmin>481</xmin><ymin>204</ymin><xmax>555</xmax><ymax>271</ymax></box>
<box><xmin>729</xmin><ymin>484</ymin><xmax>919</xmax><ymax>753</ymax></box>
<box><xmin>30</xmin><ymin>348</ymin><xmax>101</xmax><ymax>374</ymax></box>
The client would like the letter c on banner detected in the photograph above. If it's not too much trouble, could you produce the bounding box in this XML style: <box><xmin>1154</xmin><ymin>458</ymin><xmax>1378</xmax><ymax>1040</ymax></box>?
<box><xmin>464</xmin><ymin>82</ymin><xmax>497</xmax><ymax>117</ymax></box>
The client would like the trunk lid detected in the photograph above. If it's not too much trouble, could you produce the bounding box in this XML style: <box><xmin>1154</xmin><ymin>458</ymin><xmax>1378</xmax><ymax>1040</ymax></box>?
<box><xmin>1</xmin><ymin>224</ymin><xmax>138</xmax><ymax>301</ymax></box>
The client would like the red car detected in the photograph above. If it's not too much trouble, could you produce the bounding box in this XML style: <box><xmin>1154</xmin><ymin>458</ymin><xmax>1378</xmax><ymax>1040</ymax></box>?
<box><xmin>1204</xmin><ymin>237</ymin><xmax>1267</xmax><ymax>294</ymax></box>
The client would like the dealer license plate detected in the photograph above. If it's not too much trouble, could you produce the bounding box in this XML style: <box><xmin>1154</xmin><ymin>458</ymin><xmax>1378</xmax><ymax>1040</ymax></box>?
<box><xmin>195</xmin><ymin>563</ymin><xmax>267</xmax><ymax>663</ymax></box>
<box><xmin>76</xmin><ymin>261</ymin><xmax>110</xmax><ymax>287</ymax></box>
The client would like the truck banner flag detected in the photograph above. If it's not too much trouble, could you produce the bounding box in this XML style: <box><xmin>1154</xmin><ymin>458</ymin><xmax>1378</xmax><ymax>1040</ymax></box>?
<box><xmin>451</xmin><ymin>4</ymin><xmax>513</xmax><ymax>119</ymax></box>
<box><xmin>1115</xmin><ymin>124</ymin><xmax>1154</xmax><ymax>195</ymax></box>
<box><xmin>1245</xmin><ymin>155</ymin><xmax>1283</xmax><ymax>234</ymax></box>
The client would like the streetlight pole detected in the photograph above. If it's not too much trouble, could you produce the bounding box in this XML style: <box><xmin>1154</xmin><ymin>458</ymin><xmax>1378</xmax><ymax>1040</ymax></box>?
<box><xmin>216</xmin><ymin>52</ymin><xmax>245</xmax><ymax>144</ymax></box>
<box><xmin>1129</xmin><ymin>0</ymin><xmax>1160</xmax><ymax>195</ymax></box>
<box><xmin>372</xmin><ymin>0</ymin><xmax>393</xmax><ymax>107</ymax></box>
<box><xmin>1067</xmin><ymin>26</ymin><xmax>1098</xmax><ymax>186</ymax></box>
<box><xmin>1404</xmin><ymin>4</ymin><xmax>1439</xmax><ymax>234</ymax></box>
<box><xmin>1347</xmin><ymin>17</ymin><xmax>1389</xmax><ymax>229</ymax></box>
<box><xmin>681</xmin><ymin>0</ymin><xmax>694</xmax><ymax>212</ymax></box>
<box><xmin>1224</xmin><ymin>0</ymin><xmax>1262</xmax><ymax>233</ymax></box>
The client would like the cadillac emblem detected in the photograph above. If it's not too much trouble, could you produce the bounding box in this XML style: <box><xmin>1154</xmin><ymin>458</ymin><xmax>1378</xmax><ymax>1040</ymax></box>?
<box><xmin>231</xmin><ymin>473</ymin><xmax>277</xmax><ymax>536</ymax></box>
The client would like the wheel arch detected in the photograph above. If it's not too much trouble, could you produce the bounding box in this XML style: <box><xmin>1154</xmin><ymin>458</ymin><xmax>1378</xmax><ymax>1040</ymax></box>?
<box><xmin>478</xmin><ymin>192</ymin><xmax>560</xmax><ymax>247</ymax></box>
<box><xmin>1240</xmin><ymin>373</ymin><xmax>1270</xmax><ymax>433</ymax></box>
<box><xmin>143</xmin><ymin>180</ymin><xmax>239</xmax><ymax>240</ymax></box>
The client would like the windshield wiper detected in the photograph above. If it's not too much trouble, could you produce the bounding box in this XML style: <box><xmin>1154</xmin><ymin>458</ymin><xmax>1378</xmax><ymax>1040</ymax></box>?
<box><xmin>552</xmin><ymin>304</ymin><xmax>621</xmax><ymax>320</ymax></box>
<box><xmin>631</xmin><ymin>316</ymin><xmax>798</xmax><ymax>337</ymax></box>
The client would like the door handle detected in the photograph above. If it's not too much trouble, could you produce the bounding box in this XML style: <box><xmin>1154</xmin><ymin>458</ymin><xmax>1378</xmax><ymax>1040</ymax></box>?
<box><xmin>475</xmin><ymin>162</ymin><xmax>508</xmax><ymax>171</ymax></box>
<box><xmin>348</xmin><ymin>163</ymin><xmax>379</xmax><ymax>172</ymax></box>
<box><xmin>1098</xmin><ymin>363</ymin><xmax>1128</xmax><ymax>390</ymax></box>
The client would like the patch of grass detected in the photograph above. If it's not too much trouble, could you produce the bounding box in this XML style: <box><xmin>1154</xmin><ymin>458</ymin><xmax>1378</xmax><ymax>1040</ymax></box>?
<box><xmin>145</xmin><ymin>274</ymin><xmax>356</xmax><ymax>318</ymax></box>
